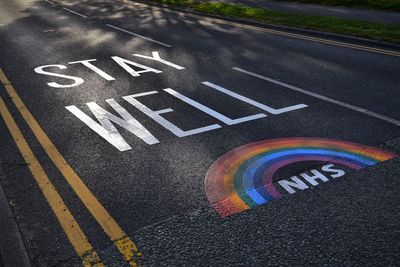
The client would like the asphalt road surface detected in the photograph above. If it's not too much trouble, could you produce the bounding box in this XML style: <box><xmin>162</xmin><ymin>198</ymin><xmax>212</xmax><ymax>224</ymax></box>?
<box><xmin>0</xmin><ymin>0</ymin><xmax>400</xmax><ymax>266</ymax></box>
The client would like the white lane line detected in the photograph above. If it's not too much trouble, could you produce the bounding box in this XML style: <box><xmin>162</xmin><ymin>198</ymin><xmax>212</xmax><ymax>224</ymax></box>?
<box><xmin>106</xmin><ymin>24</ymin><xmax>172</xmax><ymax>48</ymax></box>
<box><xmin>233</xmin><ymin>67</ymin><xmax>400</xmax><ymax>127</ymax></box>
<box><xmin>43</xmin><ymin>0</ymin><xmax>55</xmax><ymax>4</ymax></box>
<box><xmin>202</xmin><ymin>81</ymin><xmax>307</xmax><ymax>115</ymax></box>
<box><xmin>62</xmin><ymin>7</ymin><xmax>88</xmax><ymax>18</ymax></box>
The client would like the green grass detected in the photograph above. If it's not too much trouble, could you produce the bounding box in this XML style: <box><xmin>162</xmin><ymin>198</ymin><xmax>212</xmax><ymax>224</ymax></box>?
<box><xmin>277</xmin><ymin>0</ymin><xmax>400</xmax><ymax>12</ymax></box>
<box><xmin>144</xmin><ymin>0</ymin><xmax>400</xmax><ymax>44</ymax></box>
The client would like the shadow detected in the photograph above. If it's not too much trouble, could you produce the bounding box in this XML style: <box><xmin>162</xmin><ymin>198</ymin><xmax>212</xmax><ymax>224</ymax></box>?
<box><xmin>0</xmin><ymin>0</ymin><xmax>400</xmax><ymax>242</ymax></box>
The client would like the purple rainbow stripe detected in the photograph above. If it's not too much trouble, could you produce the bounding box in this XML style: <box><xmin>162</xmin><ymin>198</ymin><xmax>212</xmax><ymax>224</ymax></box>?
<box><xmin>240</xmin><ymin>148</ymin><xmax>374</xmax><ymax>206</ymax></box>
<box><xmin>204</xmin><ymin>138</ymin><xmax>396</xmax><ymax>217</ymax></box>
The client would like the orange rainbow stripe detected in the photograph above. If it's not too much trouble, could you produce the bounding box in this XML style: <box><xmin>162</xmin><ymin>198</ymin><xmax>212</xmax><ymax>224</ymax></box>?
<box><xmin>205</xmin><ymin>138</ymin><xmax>396</xmax><ymax>217</ymax></box>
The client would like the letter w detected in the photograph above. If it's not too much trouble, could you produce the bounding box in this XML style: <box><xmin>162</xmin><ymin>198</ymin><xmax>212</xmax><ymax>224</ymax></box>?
<box><xmin>66</xmin><ymin>99</ymin><xmax>159</xmax><ymax>151</ymax></box>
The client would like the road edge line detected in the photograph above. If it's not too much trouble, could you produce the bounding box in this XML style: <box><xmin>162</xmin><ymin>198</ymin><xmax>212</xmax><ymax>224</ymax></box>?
<box><xmin>130</xmin><ymin>0</ymin><xmax>400</xmax><ymax>57</ymax></box>
<box><xmin>0</xmin><ymin>93</ymin><xmax>103</xmax><ymax>267</ymax></box>
<box><xmin>0</xmin><ymin>68</ymin><xmax>141</xmax><ymax>266</ymax></box>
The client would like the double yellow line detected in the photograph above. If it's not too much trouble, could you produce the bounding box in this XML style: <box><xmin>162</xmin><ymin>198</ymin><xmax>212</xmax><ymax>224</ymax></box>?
<box><xmin>0</xmin><ymin>69</ymin><xmax>141</xmax><ymax>266</ymax></box>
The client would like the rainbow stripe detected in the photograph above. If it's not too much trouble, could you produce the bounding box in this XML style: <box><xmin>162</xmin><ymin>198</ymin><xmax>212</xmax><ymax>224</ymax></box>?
<box><xmin>204</xmin><ymin>138</ymin><xmax>396</xmax><ymax>217</ymax></box>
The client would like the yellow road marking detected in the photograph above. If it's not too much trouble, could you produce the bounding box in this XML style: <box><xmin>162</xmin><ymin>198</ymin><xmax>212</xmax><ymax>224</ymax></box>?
<box><xmin>150</xmin><ymin>3</ymin><xmax>400</xmax><ymax>58</ymax></box>
<box><xmin>0</xmin><ymin>69</ymin><xmax>141</xmax><ymax>266</ymax></box>
<box><xmin>0</xmin><ymin>91</ymin><xmax>103</xmax><ymax>266</ymax></box>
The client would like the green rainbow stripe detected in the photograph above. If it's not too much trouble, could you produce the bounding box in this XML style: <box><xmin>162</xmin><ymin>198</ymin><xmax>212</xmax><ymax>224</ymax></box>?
<box><xmin>204</xmin><ymin>138</ymin><xmax>396</xmax><ymax>217</ymax></box>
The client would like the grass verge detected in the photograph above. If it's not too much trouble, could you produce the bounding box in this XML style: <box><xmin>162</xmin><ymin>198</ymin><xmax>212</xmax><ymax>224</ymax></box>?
<box><xmin>142</xmin><ymin>0</ymin><xmax>400</xmax><ymax>44</ymax></box>
<box><xmin>277</xmin><ymin>0</ymin><xmax>400</xmax><ymax>12</ymax></box>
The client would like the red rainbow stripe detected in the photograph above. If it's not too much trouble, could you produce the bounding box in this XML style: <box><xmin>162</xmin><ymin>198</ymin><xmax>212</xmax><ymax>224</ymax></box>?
<box><xmin>205</xmin><ymin>138</ymin><xmax>396</xmax><ymax>217</ymax></box>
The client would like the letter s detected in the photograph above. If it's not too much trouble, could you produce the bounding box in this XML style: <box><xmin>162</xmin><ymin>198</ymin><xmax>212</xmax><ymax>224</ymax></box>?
<box><xmin>34</xmin><ymin>65</ymin><xmax>84</xmax><ymax>88</ymax></box>
<box><xmin>321</xmin><ymin>164</ymin><xmax>345</xmax><ymax>178</ymax></box>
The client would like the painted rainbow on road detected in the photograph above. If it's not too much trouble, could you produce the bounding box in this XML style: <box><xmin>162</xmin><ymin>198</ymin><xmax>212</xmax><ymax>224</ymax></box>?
<box><xmin>205</xmin><ymin>138</ymin><xmax>396</xmax><ymax>217</ymax></box>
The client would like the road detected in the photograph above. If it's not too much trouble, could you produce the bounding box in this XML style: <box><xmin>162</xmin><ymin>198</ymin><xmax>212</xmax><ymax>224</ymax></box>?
<box><xmin>0</xmin><ymin>0</ymin><xmax>399</xmax><ymax>266</ymax></box>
